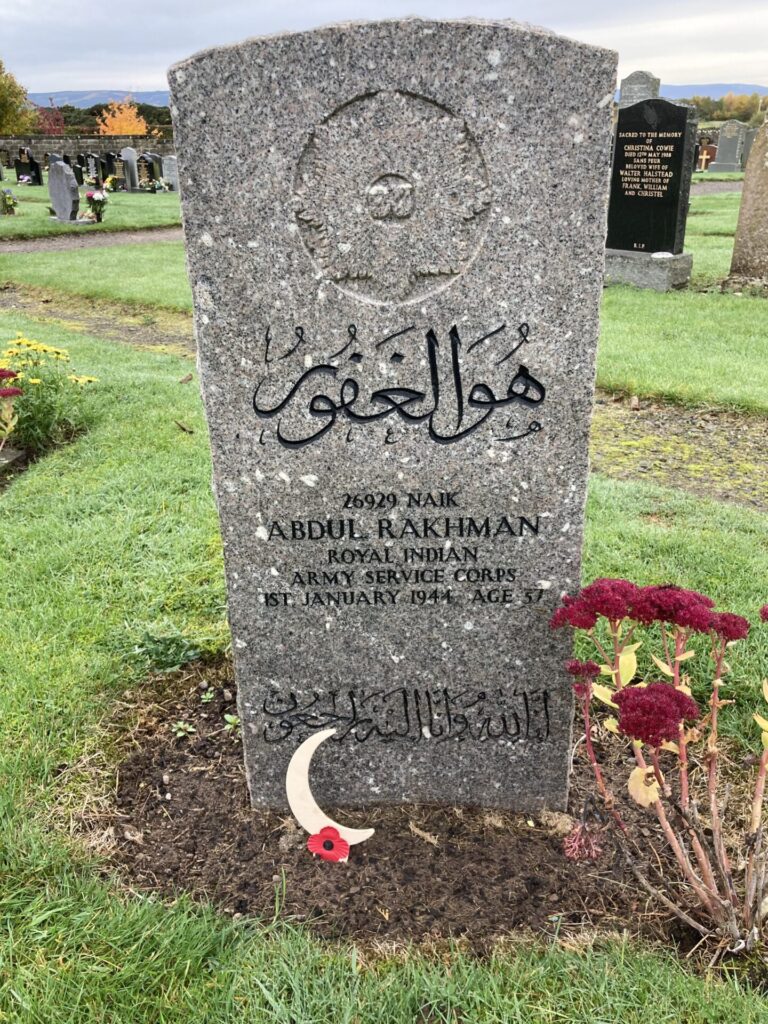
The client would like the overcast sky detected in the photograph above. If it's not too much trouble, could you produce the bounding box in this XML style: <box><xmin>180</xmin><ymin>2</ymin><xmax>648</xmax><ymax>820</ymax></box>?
<box><xmin>2</xmin><ymin>0</ymin><xmax>767</xmax><ymax>92</ymax></box>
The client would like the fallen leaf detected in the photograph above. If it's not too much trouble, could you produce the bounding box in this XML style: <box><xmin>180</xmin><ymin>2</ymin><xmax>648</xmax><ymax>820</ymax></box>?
<box><xmin>408</xmin><ymin>821</ymin><xmax>438</xmax><ymax>847</ymax></box>
<box><xmin>627</xmin><ymin>766</ymin><xmax>660</xmax><ymax>807</ymax></box>
<box><xmin>174</xmin><ymin>420</ymin><xmax>194</xmax><ymax>434</ymax></box>
<box><xmin>178</xmin><ymin>373</ymin><xmax>194</xmax><ymax>384</ymax></box>
<box><xmin>123</xmin><ymin>826</ymin><xmax>144</xmax><ymax>845</ymax></box>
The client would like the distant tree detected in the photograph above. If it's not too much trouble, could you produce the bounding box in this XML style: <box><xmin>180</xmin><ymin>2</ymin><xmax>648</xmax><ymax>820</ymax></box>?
<box><xmin>97</xmin><ymin>98</ymin><xmax>149</xmax><ymax>136</ymax></box>
<box><xmin>136</xmin><ymin>102</ymin><xmax>172</xmax><ymax>126</ymax></box>
<box><xmin>680</xmin><ymin>92</ymin><xmax>763</xmax><ymax>124</ymax></box>
<box><xmin>34</xmin><ymin>104</ymin><xmax>65</xmax><ymax>135</ymax></box>
<box><xmin>0</xmin><ymin>59</ymin><xmax>36</xmax><ymax>134</ymax></box>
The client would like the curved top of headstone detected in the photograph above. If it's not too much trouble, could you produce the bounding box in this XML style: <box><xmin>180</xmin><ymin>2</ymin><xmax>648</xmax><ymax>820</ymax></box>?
<box><xmin>618</xmin><ymin>69</ymin><xmax>660</xmax><ymax>108</ymax></box>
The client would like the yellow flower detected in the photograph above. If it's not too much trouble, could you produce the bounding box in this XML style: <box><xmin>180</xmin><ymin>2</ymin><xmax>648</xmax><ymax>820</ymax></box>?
<box><xmin>28</xmin><ymin>378</ymin><xmax>41</xmax><ymax>385</ymax></box>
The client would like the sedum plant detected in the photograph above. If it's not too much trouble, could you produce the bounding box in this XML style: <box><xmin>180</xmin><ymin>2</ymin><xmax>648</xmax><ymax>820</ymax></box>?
<box><xmin>554</xmin><ymin>579</ymin><xmax>768</xmax><ymax>955</ymax></box>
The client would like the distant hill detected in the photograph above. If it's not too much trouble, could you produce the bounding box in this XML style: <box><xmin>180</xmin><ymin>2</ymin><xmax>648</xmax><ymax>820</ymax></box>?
<box><xmin>28</xmin><ymin>90</ymin><xmax>171</xmax><ymax>108</ymax></box>
<box><xmin>660</xmin><ymin>83</ymin><xmax>768</xmax><ymax>100</ymax></box>
<box><xmin>32</xmin><ymin>84</ymin><xmax>768</xmax><ymax>110</ymax></box>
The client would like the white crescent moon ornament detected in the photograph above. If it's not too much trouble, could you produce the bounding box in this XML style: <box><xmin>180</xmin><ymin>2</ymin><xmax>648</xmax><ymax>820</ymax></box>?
<box><xmin>285</xmin><ymin>727</ymin><xmax>375</xmax><ymax>847</ymax></box>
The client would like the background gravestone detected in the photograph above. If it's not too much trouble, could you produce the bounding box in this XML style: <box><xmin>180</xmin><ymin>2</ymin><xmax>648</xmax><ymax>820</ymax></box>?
<box><xmin>120</xmin><ymin>147</ymin><xmax>139</xmax><ymax>191</ymax></box>
<box><xmin>48</xmin><ymin>160</ymin><xmax>81</xmax><ymax>222</ymax></box>
<box><xmin>729</xmin><ymin>119</ymin><xmax>768</xmax><ymax>281</ymax></box>
<box><xmin>15</xmin><ymin>148</ymin><xmax>42</xmax><ymax>185</ymax></box>
<box><xmin>605</xmin><ymin>98</ymin><xmax>697</xmax><ymax>290</ymax></box>
<box><xmin>618</xmin><ymin>70</ymin><xmax>660</xmax><ymax>108</ymax></box>
<box><xmin>743</xmin><ymin>127</ymin><xmax>758</xmax><ymax>168</ymax></box>
<box><xmin>710</xmin><ymin>119</ymin><xmax>747</xmax><ymax>172</ymax></box>
<box><xmin>170</xmin><ymin>18</ymin><xmax>616</xmax><ymax>813</ymax></box>
<box><xmin>161</xmin><ymin>154</ymin><xmax>179</xmax><ymax>190</ymax></box>
<box><xmin>137</xmin><ymin>154</ymin><xmax>156</xmax><ymax>187</ymax></box>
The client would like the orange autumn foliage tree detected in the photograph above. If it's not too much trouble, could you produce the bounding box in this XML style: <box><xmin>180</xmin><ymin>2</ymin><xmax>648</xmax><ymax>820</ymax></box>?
<box><xmin>97</xmin><ymin>98</ymin><xmax>148</xmax><ymax>136</ymax></box>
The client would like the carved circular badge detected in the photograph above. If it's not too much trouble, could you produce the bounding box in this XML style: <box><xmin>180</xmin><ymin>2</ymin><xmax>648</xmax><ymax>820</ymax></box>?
<box><xmin>293</xmin><ymin>90</ymin><xmax>491</xmax><ymax>304</ymax></box>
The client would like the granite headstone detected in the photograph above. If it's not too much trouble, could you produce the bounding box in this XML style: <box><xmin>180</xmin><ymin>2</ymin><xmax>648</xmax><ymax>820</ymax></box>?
<box><xmin>618</xmin><ymin>70</ymin><xmax>660</xmax><ymax>108</ymax></box>
<box><xmin>169</xmin><ymin>18</ymin><xmax>616</xmax><ymax>812</ymax></box>
<box><xmin>15</xmin><ymin>148</ymin><xmax>42</xmax><ymax>185</ymax></box>
<box><xmin>48</xmin><ymin>159</ymin><xmax>81</xmax><ymax>222</ymax></box>
<box><xmin>710</xmin><ymin>119</ymin><xmax>747</xmax><ymax>172</ymax></box>
<box><xmin>120</xmin><ymin>147</ymin><xmax>139</xmax><ymax>190</ymax></box>
<box><xmin>161</xmin><ymin>154</ymin><xmax>179</xmax><ymax>190</ymax></box>
<box><xmin>743</xmin><ymin>127</ymin><xmax>758</xmax><ymax>168</ymax></box>
<box><xmin>730</xmin><ymin>120</ymin><xmax>768</xmax><ymax>280</ymax></box>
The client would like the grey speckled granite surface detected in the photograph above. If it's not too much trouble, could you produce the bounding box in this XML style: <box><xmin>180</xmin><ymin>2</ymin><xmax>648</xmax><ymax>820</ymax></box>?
<box><xmin>169</xmin><ymin>18</ymin><xmax>616</xmax><ymax>812</ymax></box>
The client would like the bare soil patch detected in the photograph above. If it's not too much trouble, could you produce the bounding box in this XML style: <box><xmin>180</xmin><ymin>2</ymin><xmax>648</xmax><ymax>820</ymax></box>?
<box><xmin>591</xmin><ymin>394</ymin><xmax>768</xmax><ymax>512</ymax></box>
<box><xmin>0</xmin><ymin>283</ymin><xmax>194</xmax><ymax>355</ymax></box>
<box><xmin>101</xmin><ymin>660</ymin><xmax>693</xmax><ymax>950</ymax></box>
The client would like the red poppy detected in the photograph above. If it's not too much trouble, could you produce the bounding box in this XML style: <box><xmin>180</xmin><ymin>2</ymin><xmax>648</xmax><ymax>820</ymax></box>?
<box><xmin>0</xmin><ymin>369</ymin><xmax>17</xmax><ymax>380</ymax></box>
<box><xmin>0</xmin><ymin>387</ymin><xmax>22</xmax><ymax>399</ymax></box>
<box><xmin>307</xmin><ymin>826</ymin><xmax>349</xmax><ymax>863</ymax></box>
<box><xmin>761</xmin><ymin>605</ymin><xmax>768</xmax><ymax>623</ymax></box>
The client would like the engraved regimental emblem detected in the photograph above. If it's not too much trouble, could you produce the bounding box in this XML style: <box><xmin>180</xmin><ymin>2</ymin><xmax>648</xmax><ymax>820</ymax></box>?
<box><xmin>293</xmin><ymin>90</ymin><xmax>491</xmax><ymax>304</ymax></box>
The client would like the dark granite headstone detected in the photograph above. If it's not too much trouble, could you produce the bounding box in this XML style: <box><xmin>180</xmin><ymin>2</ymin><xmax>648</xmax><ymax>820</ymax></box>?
<box><xmin>85</xmin><ymin>153</ymin><xmax>102</xmax><ymax>184</ymax></box>
<box><xmin>606</xmin><ymin>98</ymin><xmax>697</xmax><ymax>255</ymax></box>
<box><xmin>72</xmin><ymin>164</ymin><xmax>84</xmax><ymax>186</ymax></box>
<box><xmin>169</xmin><ymin>19</ymin><xmax>617</xmax><ymax>813</ymax></box>
<box><xmin>62</xmin><ymin>154</ymin><xmax>72</xmax><ymax>166</ymax></box>
<box><xmin>15</xmin><ymin>148</ymin><xmax>42</xmax><ymax>185</ymax></box>
<box><xmin>710</xmin><ymin>120</ymin><xmax>747</xmax><ymax>172</ymax></box>
<box><xmin>137</xmin><ymin>154</ymin><xmax>157</xmax><ymax>186</ymax></box>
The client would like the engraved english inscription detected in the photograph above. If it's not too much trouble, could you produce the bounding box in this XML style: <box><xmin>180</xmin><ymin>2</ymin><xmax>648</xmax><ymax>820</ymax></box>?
<box><xmin>293</xmin><ymin>90</ymin><xmax>491</xmax><ymax>304</ymax></box>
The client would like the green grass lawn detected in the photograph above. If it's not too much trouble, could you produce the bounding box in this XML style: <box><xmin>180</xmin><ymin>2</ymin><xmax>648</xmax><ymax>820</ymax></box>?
<box><xmin>0</xmin><ymin>190</ymin><xmax>765</xmax><ymax>413</ymax></box>
<box><xmin>2</xmin><ymin>309</ymin><xmax>768</xmax><ymax>1020</ymax></box>
<box><xmin>691</xmin><ymin>171</ymin><xmax>745</xmax><ymax>182</ymax></box>
<box><xmin>0</xmin><ymin>185</ymin><xmax>181</xmax><ymax>238</ymax></box>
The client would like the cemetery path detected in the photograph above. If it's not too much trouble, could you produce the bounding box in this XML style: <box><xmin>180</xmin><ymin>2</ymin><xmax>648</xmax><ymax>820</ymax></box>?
<box><xmin>690</xmin><ymin>180</ymin><xmax>743</xmax><ymax>195</ymax></box>
<box><xmin>0</xmin><ymin>226</ymin><xmax>183</xmax><ymax>254</ymax></box>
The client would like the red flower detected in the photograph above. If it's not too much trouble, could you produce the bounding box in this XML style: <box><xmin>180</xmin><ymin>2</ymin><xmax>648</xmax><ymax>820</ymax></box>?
<box><xmin>631</xmin><ymin>584</ymin><xmax>715</xmax><ymax>632</ymax></box>
<box><xmin>613</xmin><ymin>683</ymin><xmax>700</xmax><ymax>748</ymax></box>
<box><xmin>760</xmin><ymin>605</ymin><xmax>768</xmax><ymax>623</ymax></box>
<box><xmin>566</xmin><ymin>659</ymin><xmax>601</xmax><ymax>679</ymax></box>
<box><xmin>551</xmin><ymin>579</ymin><xmax>641</xmax><ymax>630</ymax></box>
<box><xmin>709</xmin><ymin>611</ymin><xmax>750</xmax><ymax>642</ymax></box>
<box><xmin>566</xmin><ymin>659</ymin><xmax>601</xmax><ymax>698</ymax></box>
<box><xmin>85</xmin><ymin>191</ymin><xmax>94</xmax><ymax>199</ymax></box>
<box><xmin>0</xmin><ymin>387</ymin><xmax>22</xmax><ymax>398</ymax></box>
<box><xmin>0</xmin><ymin>369</ymin><xmax>17</xmax><ymax>380</ymax></box>
<box><xmin>307</xmin><ymin>826</ymin><xmax>349</xmax><ymax>863</ymax></box>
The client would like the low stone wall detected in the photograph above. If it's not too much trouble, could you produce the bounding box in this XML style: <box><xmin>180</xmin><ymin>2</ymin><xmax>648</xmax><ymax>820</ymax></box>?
<box><xmin>0</xmin><ymin>135</ymin><xmax>175</xmax><ymax>167</ymax></box>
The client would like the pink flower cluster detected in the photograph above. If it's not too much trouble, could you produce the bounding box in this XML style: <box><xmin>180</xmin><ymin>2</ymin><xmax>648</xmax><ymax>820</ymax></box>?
<box><xmin>551</xmin><ymin>578</ymin><xmax>750</xmax><ymax>641</ymax></box>
<box><xmin>613</xmin><ymin>683</ymin><xmax>700</xmax><ymax>748</ymax></box>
